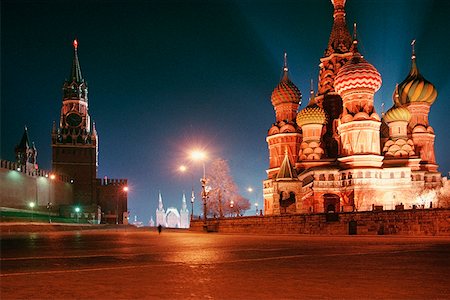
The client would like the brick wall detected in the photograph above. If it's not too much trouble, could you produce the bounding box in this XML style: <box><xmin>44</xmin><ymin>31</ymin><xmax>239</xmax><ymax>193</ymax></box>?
<box><xmin>190</xmin><ymin>209</ymin><xmax>450</xmax><ymax>236</ymax></box>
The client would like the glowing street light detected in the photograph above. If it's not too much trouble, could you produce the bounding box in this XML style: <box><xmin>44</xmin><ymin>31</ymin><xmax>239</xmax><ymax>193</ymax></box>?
<box><xmin>190</xmin><ymin>150</ymin><xmax>209</xmax><ymax>223</ymax></box>
<box><xmin>116</xmin><ymin>186</ymin><xmax>129</xmax><ymax>224</ymax></box>
<box><xmin>255</xmin><ymin>202</ymin><xmax>259</xmax><ymax>215</ymax></box>
<box><xmin>74</xmin><ymin>206</ymin><xmax>81</xmax><ymax>223</ymax></box>
<box><xmin>29</xmin><ymin>202</ymin><xmax>35</xmax><ymax>221</ymax></box>
<box><xmin>178</xmin><ymin>164</ymin><xmax>196</xmax><ymax>220</ymax></box>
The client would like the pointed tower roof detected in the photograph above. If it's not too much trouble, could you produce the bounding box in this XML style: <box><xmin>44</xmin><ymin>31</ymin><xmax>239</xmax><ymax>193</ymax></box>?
<box><xmin>276</xmin><ymin>149</ymin><xmax>298</xmax><ymax>180</ymax></box>
<box><xmin>325</xmin><ymin>0</ymin><xmax>353</xmax><ymax>56</ymax></box>
<box><xmin>70</xmin><ymin>39</ymin><xmax>83</xmax><ymax>83</ymax></box>
<box><xmin>157</xmin><ymin>192</ymin><xmax>164</xmax><ymax>211</ymax></box>
<box><xmin>63</xmin><ymin>39</ymin><xmax>88</xmax><ymax>101</ymax></box>
<box><xmin>181</xmin><ymin>193</ymin><xmax>187</xmax><ymax>210</ymax></box>
<box><xmin>17</xmin><ymin>126</ymin><xmax>31</xmax><ymax>150</ymax></box>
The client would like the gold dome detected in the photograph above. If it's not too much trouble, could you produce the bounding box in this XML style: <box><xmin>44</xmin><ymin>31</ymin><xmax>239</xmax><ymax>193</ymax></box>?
<box><xmin>384</xmin><ymin>106</ymin><xmax>411</xmax><ymax>123</ymax></box>
<box><xmin>296</xmin><ymin>102</ymin><xmax>327</xmax><ymax>127</ymax></box>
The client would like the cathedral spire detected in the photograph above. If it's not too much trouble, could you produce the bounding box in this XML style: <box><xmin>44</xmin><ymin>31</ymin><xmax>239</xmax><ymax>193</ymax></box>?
<box><xmin>325</xmin><ymin>0</ymin><xmax>353</xmax><ymax>56</ymax></box>
<box><xmin>281</xmin><ymin>52</ymin><xmax>289</xmax><ymax>81</ymax></box>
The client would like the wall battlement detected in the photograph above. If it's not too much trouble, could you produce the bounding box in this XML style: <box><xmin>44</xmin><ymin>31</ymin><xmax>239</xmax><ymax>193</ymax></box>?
<box><xmin>96</xmin><ymin>178</ymin><xmax>128</xmax><ymax>186</ymax></box>
<box><xmin>1</xmin><ymin>159</ymin><xmax>72</xmax><ymax>183</ymax></box>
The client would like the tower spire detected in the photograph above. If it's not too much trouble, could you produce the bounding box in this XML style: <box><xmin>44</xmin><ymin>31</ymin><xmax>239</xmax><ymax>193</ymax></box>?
<box><xmin>283</xmin><ymin>52</ymin><xmax>288</xmax><ymax>72</ymax></box>
<box><xmin>70</xmin><ymin>39</ymin><xmax>83</xmax><ymax>83</ymax></box>
<box><xmin>325</xmin><ymin>0</ymin><xmax>353</xmax><ymax>56</ymax></box>
<box><xmin>409</xmin><ymin>39</ymin><xmax>419</xmax><ymax>77</ymax></box>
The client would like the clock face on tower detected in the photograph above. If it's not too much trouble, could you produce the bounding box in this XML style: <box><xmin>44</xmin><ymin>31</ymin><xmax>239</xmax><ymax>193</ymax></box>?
<box><xmin>66</xmin><ymin>112</ymin><xmax>82</xmax><ymax>127</ymax></box>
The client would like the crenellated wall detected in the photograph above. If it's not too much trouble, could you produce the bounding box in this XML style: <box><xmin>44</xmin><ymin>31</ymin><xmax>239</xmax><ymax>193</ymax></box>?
<box><xmin>190</xmin><ymin>209</ymin><xmax>450</xmax><ymax>236</ymax></box>
<box><xmin>0</xmin><ymin>160</ymin><xmax>73</xmax><ymax>210</ymax></box>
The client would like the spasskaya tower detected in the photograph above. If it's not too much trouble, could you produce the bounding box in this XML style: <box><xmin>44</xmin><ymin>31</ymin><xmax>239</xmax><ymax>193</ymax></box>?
<box><xmin>52</xmin><ymin>40</ymin><xmax>98</xmax><ymax>205</ymax></box>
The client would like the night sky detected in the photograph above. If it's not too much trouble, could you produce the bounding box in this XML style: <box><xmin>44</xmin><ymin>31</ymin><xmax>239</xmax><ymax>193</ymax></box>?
<box><xmin>2</xmin><ymin>0</ymin><xmax>450</xmax><ymax>224</ymax></box>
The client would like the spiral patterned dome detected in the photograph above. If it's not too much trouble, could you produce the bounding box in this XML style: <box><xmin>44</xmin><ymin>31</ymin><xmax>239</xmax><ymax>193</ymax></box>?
<box><xmin>384</xmin><ymin>106</ymin><xmax>411</xmax><ymax>123</ymax></box>
<box><xmin>397</xmin><ymin>58</ymin><xmax>437</xmax><ymax>105</ymax></box>
<box><xmin>334</xmin><ymin>49</ymin><xmax>382</xmax><ymax>95</ymax></box>
<box><xmin>271</xmin><ymin>71</ymin><xmax>302</xmax><ymax>107</ymax></box>
<box><xmin>296</xmin><ymin>103</ymin><xmax>327</xmax><ymax>127</ymax></box>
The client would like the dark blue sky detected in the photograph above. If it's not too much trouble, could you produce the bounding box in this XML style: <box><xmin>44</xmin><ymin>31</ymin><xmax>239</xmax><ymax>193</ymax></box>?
<box><xmin>2</xmin><ymin>0</ymin><xmax>449</xmax><ymax>223</ymax></box>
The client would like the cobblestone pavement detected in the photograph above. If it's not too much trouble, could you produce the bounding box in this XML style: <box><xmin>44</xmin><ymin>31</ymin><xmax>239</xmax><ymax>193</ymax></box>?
<box><xmin>1</xmin><ymin>229</ymin><xmax>450</xmax><ymax>299</ymax></box>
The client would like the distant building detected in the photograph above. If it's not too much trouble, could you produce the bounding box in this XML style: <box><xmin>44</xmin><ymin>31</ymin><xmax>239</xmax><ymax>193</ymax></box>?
<box><xmin>264</xmin><ymin>0</ymin><xmax>443</xmax><ymax>215</ymax></box>
<box><xmin>155</xmin><ymin>192</ymin><xmax>190</xmax><ymax>228</ymax></box>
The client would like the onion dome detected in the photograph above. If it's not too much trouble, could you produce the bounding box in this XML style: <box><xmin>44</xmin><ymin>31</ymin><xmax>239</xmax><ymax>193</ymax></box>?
<box><xmin>271</xmin><ymin>53</ymin><xmax>302</xmax><ymax>107</ymax></box>
<box><xmin>397</xmin><ymin>40</ymin><xmax>437</xmax><ymax>105</ymax></box>
<box><xmin>384</xmin><ymin>106</ymin><xmax>411</xmax><ymax>123</ymax></box>
<box><xmin>334</xmin><ymin>38</ymin><xmax>382</xmax><ymax>95</ymax></box>
<box><xmin>296</xmin><ymin>83</ymin><xmax>327</xmax><ymax>127</ymax></box>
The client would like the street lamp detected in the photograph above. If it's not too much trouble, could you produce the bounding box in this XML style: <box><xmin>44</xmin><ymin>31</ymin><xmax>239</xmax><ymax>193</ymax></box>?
<box><xmin>29</xmin><ymin>202</ymin><xmax>35</xmax><ymax>221</ymax></box>
<box><xmin>117</xmin><ymin>186</ymin><xmax>129</xmax><ymax>224</ymax></box>
<box><xmin>46</xmin><ymin>202</ymin><xmax>52</xmax><ymax>223</ymax></box>
<box><xmin>190</xmin><ymin>189</ymin><xmax>195</xmax><ymax>220</ymax></box>
<box><xmin>49</xmin><ymin>173</ymin><xmax>56</xmax><ymax>212</ymax></box>
<box><xmin>255</xmin><ymin>202</ymin><xmax>259</xmax><ymax>215</ymax></box>
<box><xmin>190</xmin><ymin>150</ymin><xmax>209</xmax><ymax>223</ymax></box>
<box><xmin>230</xmin><ymin>200</ymin><xmax>234</xmax><ymax>217</ymax></box>
<box><xmin>179</xmin><ymin>165</ymin><xmax>195</xmax><ymax>220</ymax></box>
<box><xmin>75</xmin><ymin>206</ymin><xmax>80</xmax><ymax>223</ymax></box>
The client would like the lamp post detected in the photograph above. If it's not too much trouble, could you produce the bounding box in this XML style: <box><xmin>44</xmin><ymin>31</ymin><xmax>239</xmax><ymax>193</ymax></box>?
<box><xmin>190</xmin><ymin>150</ymin><xmax>208</xmax><ymax>223</ymax></box>
<box><xmin>190</xmin><ymin>189</ymin><xmax>195</xmax><ymax>220</ymax></box>
<box><xmin>117</xmin><ymin>186</ymin><xmax>129</xmax><ymax>225</ymax></box>
<box><xmin>49</xmin><ymin>173</ymin><xmax>56</xmax><ymax>211</ymax></box>
<box><xmin>75</xmin><ymin>206</ymin><xmax>80</xmax><ymax>223</ymax></box>
<box><xmin>255</xmin><ymin>202</ymin><xmax>259</xmax><ymax>215</ymax></box>
<box><xmin>179</xmin><ymin>165</ymin><xmax>195</xmax><ymax>220</ymax></box>
<box><xmin>46</xmin><ymin>202</ymin><xmax>52</xmax><ymax>223</ymax></box>
<box><xmin>230</xmin><ymin>200</ymin><xmax>234</xmax><ymax>217</ymax></box>
<box><xmin>29</xmin><ymin>202</ymin><xmax>35</xmax><ymax>222</ymax></box>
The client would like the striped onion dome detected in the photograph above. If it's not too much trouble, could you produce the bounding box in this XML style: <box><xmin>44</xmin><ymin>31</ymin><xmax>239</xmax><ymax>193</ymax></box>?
<box><xmin>397</xmin><ymin>55</ymin><xmax>437</xmax><ymax>105</ymax></box>
<box><xmin>334</xmin><ymin>43</ymin><xmax>382</xmax><ymax>95</ymax></box>
<box><xmin>384</xmin><ymin>106</ymin><xmax>411</xmax><ymax>123</ymax></box>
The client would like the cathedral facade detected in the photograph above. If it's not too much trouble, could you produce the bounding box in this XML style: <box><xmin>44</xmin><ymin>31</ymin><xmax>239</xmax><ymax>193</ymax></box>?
<box><xmin>263</xmin><ymin>0</ymin><xmax>442</xmax><ymax>215</ymax></box>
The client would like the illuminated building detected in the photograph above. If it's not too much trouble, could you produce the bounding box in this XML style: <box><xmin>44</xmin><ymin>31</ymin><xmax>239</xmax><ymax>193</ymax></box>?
<box><xmin>52</xmin><ymin>40</ymin><xmax>128</xmax><ymax>223</ymax></box>
<box><xmin>264</xmin><ymin>0</ymin><xmax>442</xmax><ymax>215</ymax></box>
<box><xmin>155</xmin><ymin>192</ymin><xmax>190</xmax><ymax>228</ymax></box>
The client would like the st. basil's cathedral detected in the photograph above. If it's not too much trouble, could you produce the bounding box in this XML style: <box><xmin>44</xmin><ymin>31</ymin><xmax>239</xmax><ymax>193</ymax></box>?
<box><xmin>263</xmin><ymin>0</ymin><xmax>442</xmax><ymax>215</ymax></box>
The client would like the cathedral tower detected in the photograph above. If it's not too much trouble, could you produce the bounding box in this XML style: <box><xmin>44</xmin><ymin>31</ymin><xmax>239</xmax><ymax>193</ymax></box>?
<box><xmin>266</xmin><ymin>53</ymin><xmax>302</xmax><ymax>178</ymax></box>
<box><xmin>316</xmin><ymin>0</ymin><xmax>354</xmax><ymax>158</ymax></box>
<box><xmin>334</xmin><ymin>32</ymin><xmax>383</xmax><ymax>167</ymax></box>
<box><xmin>52</xmin><ymin>40</ymin><xmax>98</xmax><ymax>205</ymax></box>
<box><xmin>397</xmin><ymin>41</ymin><xmax>438</xmax><ymax>172</ymax></box>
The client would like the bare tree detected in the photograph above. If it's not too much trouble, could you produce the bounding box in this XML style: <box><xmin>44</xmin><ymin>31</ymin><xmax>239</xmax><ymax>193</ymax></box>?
<box><xmin>206</xmin><ymin>159</ymin><xmax>250</xmax><ymax>217</ymax></box>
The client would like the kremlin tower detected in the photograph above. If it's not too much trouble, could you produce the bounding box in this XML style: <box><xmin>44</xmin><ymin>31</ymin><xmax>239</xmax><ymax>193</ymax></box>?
<box><xmin>263</xmin><ymin>0</ymin><xmax>442</xmax><ymax>215</ymax></box>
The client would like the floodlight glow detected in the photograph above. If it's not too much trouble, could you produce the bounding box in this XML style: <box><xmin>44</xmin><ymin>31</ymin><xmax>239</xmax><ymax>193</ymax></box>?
<box><xmin>190</xmin><ymin>150</ymin><xmax>207</xmax><ymax>161</ymax></box>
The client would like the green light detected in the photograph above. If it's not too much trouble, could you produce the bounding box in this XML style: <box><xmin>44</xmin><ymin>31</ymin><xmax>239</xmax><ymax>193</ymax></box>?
<box><xmin>75</xmin><ymin>207</ymin><xmax>80</xmax><ymax>213</ymax></box>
